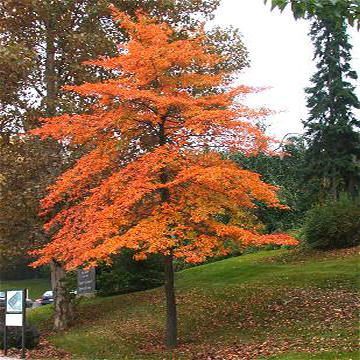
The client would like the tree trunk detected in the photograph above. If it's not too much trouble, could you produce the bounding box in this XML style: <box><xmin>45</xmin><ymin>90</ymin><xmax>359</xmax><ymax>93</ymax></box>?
<box><xmin>347</xmin><ymin>171</ymin><xmax>358</xmax><ymax>200</ymax></box>
<box><xmin>164</xmin><ymin>252</ymin><xmax>177</xmax><ymax>348</ymax></box>
<box><xmin>330</xmin><ymin>171</ymin><xmax>338</xmax><ymax>201</ymax></box>
<box><xmin>50</xmin><ymin>260</ymin><xmax>73</xmax><ymax>331</ymax></box>
<box><xmin>45</xmin><ymin>12</ymin><xmax>56</xmax><ymax>116</ymax></box>
<box><xmin>44</xmin><ymin>8</ymin><xmax>73</xmax><ymax>332</ymax></box>
<box><xmin>158</xmin><ymin>119</ymin><xmax>178</xmax><ymax>348</ymax></box>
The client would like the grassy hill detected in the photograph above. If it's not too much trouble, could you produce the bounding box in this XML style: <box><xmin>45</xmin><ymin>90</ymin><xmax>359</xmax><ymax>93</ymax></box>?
<box><xmin>0</xmin><ymin>278</ymin><xmax>50</xmax><ymax>300</ymax></box>
<box><xmin>11</xmin><ymin>248</ymin><xmax>360</xmax><ymax>359</ymax></box>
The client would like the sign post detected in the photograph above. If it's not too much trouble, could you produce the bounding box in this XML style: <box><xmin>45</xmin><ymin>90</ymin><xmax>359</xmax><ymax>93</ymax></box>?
<box><xmin>77</xmin><ymin>268</ymin><xmax>96</xmax><ymax>296</ymax></box>
<box><xmin>3</xmin><ymin>289</ymin><xmax>26</xmax><ymax>359</ymax></box>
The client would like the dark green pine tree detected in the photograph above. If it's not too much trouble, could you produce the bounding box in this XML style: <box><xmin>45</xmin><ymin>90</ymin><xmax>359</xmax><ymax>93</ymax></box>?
<box><xmin>304</xmin><ymin>3</ymin><xmax>360</xmax><ymax>200</ymax></box>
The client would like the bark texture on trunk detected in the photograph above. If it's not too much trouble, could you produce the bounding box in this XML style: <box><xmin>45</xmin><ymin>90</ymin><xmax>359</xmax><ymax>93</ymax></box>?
<box><xmin>347</xmin><ymin>172</ymin><xmax>358</xmax><ymax>199</ymax></box>
<box><xmin>164</xmin><ymin>253</ymin><xmax>177</xmax><ymax>348</ymax></box>
<box><xmin>158</xmin><ymin>119</ymin><xmax>178</xmax><ymax>348</ymax></box>
<box><xmin>45</xmin><ymin>12</ymin><xmax>56</xmax><ymax>116</ymax></box>
<box><xmin>50</xmin><ymin>260</ymin><xmax>73</xmax><ymax>331</ymax></box>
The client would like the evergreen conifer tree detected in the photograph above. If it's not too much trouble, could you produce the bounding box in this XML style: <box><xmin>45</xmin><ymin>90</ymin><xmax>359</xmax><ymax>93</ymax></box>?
<box><xmin>304</xmin><ymin>3</ymin><xmax>360</xmax><ymax>199</ymax></box>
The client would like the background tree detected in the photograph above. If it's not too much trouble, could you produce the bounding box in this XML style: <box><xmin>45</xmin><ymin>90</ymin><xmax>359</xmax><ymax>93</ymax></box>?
<box><xmin>30</xmin><ymin>9</ymin><xmax>297</xmax><ymax>348</ymax></box>
<box><xmin>264</xmin><ymin>0</ymin><xmax>359</xmax><ymax>200</ymax></box>
<box><xmin>231</xmin><ymin>136</ymin><xmax>311</xmax><ymax>232</ymax></box>
<box><xmin>0</xmin><ymin>136</ymin><xmax>63</xmax><ymax>280</ymax></box>
<box><xmin>304</xmin><ymin>2</ymin><xmax>359</xmax><ymax>200</ymax></box>
<box><xmin>0</xmin><ymin>0</ymin><xmax>249</xmax><ymax>330</ymax></box>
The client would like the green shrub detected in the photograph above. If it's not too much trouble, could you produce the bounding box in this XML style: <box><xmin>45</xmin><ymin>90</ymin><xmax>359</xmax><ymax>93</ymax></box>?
<box><xmin>96</xmin><ymin>250</ymin><xmax>164</xmax><ymax>297</ymax></box>
<box><xmin>302</xmin><ymin>196</ymin><xmax>360</xmax><ymax>250</ymax></box>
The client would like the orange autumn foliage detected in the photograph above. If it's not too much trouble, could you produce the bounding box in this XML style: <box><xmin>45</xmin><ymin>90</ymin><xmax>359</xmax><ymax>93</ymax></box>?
<box><xmin>31</xmin><ymin>8</ymin><xmax>297</xmax><ymax>269</ymax></box>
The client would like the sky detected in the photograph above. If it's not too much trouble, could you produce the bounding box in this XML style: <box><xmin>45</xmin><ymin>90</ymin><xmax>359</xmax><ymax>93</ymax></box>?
<box><xmin>211</xmin><ymin>0</ymin><xmax>360</xmax><ymax>138</ymax></box>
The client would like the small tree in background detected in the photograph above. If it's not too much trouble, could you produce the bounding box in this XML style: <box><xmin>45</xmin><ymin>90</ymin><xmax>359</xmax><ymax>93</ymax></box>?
<box><xmin>31</xmin><ymin>8</ymin><xmax>297</xmax><ymax>348</ymax></box>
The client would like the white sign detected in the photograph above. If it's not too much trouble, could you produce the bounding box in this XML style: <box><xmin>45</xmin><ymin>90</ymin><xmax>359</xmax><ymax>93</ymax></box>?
<box><xmin>5</xmin><ymin>313</ymin><xmax>23</xmax><ymax>327</ymax></box>
<box><xmin>6</xmin><ymin>290</ymin><xmax>23</xmax><ymax>313</ymax></box>
<box><xmin>3</xmin><ymin>289</ymin><xmax>26</xmax><ymax>357</ymax></box>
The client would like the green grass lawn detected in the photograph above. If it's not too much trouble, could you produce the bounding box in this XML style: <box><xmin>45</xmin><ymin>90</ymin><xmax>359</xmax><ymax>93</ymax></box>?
<box><xmin>0</xmin><ymin>278</ymin><xmax>51</xmax><ymax>299</ymax></box>
<box><xmin>21</xmin><ymin>248</ymin><xmax>360</xmax><ymax>359</ymax></box>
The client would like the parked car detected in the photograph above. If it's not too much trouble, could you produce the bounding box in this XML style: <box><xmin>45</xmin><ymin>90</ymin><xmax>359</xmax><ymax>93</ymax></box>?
<box><xmin>0</xmin><ymin>290</ymin><xmax>33</xmax><ymax>308</ymax></box>
<box><xmin>36</xmin><ymin>290</ymin><xmax>54</xmax><ymax>306</ymax></box>
<box><xmin>34</xmin><ymin>289</ymin><xmax>79</xmax><ymax>307</ymax></box>
<box><xmin>0</xmin><ymin>291</ymin><xmax>5</xmax><ymax>308</ymax></box>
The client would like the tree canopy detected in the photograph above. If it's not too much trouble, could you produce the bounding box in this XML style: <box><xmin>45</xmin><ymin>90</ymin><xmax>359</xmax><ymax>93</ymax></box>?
<box><xmin>31</xmin><ymin>9</ymin><xmax>296</xmax><ymax>269</ymax></box>
<box><xmin>0</xmin><ymin>0</ymin><xmax>249</xmax><ymax>257</ymax></box>
<box><xmin>264</xmin><ymin>0</ymin><xmax>360</xmax><ymax>28</ymax></box>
